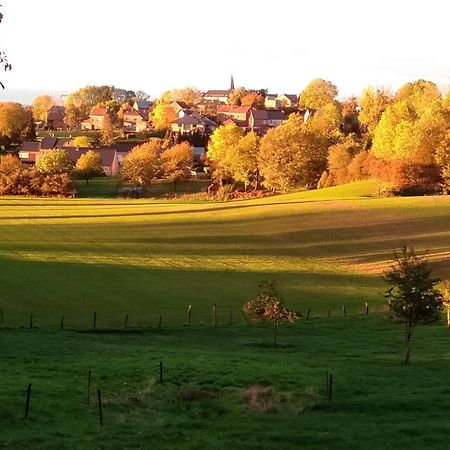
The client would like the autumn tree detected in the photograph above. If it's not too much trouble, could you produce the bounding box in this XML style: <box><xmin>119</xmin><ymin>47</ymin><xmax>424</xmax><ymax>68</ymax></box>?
<box><xmin>0</xmin><ymin>155</ymin><xmax>28</xmax><ymax>195</ymax></box>
<box><xmin>0</xmin><ymin>103</ymin><xmax>34</xmax><ymax>145</ymax></box>
<box><xmin>299</xmin><ymin>79</ymin><xmax>338</xmax><ymax>109</ymax></box>
<box><xmin>384</xmin><ymin>247</ymin><xmax>443</xmax><ymax>364</ymax></box>
<box><xmin>327</xmin><ymin>136</ymin><xmax>362</xmax><ymax>185</ymax></box>
<box><xmin>243</xmin><ymin>280</ymin><xmax>297</xmax><ymax>348</ymax></box>
<box><xmin>75</xmin><ymin>150</ymin><xmax>104</xmax><ymax>184</ymax></box>
<box><xmin>121</xmin><ymin>141</ymin><xmax>160</xmax><ymax>186</ymax></box>
<box><xmin>101</xmin><ymin>112</ymin><xmax>115</xmax><ymax>145</ymax></box>
<box><xmin>227</xmin><ymin>87</ymin><xmax>247</xmax><ymax>106</ymax></box>
<box><xmin>65</xmin><ymin>136</ymin><xmax>92</xmax><ymax>147</ymax></box>
<box><xmin>160</xmin><ymin>142</ymin><xmax>193</xmax><ymax>190</ymax></box>
<box><xmin>259</xmin><ymin>114</ymin><xmax>332</xmax><ymax>190</ymax></box>
<box><xmin>207</xmin><ymin>123</ymin><xmax>244</xmax><ymax>183</ymax></box>
<box><xmin>233</xmin><ymin>131</ymin><xmax>260</xmax><ymax>188</ymax></box>
<box><xmin>240</xmin><ymin>91</ymin><xmax>266</xmax><ymax>108</ymax></box>
<box><xmin>150</xmin><ymin>102</ymin><xmax>178</xmax><ymax>130</ymax></box>
<box><xmin>358</xmin><ymin>87</ymin><xmax>392</xmax><ymax>136</ymax></box>
<box><xmin>439</xmin><ymin>281</ymin><xmax>450</xmax><ymax>329</ymax></box>
<box><xmin>31</xmin><ymin>95</ymin><xmax>55</xmax><ymax>122</ymax></box>
<box><xmin>35</xmin><ymin>149</ymin><xmax>73</xmax><ymax>175</ymax></box>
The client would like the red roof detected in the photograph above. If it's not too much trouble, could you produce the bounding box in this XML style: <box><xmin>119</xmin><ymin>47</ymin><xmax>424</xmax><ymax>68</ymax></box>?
<box><xmin>90</xmin><ymin>107</ymin><xmax>108</xmax><ymax>117</ymax></box>
<box><xmin>218</xmin><ymin>105</ymin><xmax>251</xmax><ymax>113</ymax></box>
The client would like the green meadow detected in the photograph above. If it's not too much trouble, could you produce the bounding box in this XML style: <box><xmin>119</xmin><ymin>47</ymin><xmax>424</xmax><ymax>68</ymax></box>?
<box><xmin>1</xmin><ymin>181</ymin><xmax>450</xmax><ymax>449</ymax></box>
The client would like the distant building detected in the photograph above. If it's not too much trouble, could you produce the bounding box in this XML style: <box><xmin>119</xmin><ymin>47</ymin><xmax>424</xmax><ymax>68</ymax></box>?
<box><xmin>81</xmin><ymin>107</ymin><xmax>108</xmax><ymax>130</ymax></box>
<box><xmin>171</xmin><ymin>114</ymin><xmax>217</xmax><ymax>134</ymax></box>
<box><xmin>46</xmin><ymin>106</ymin><xmax>67</xmax><ymax>130</ymax></box>
<box><xmin>249</xmin><ymin>109</ymin><xmax>287</xmax><ymax>132</ymax></box>
<box><xmin>217</xmin><ymin>105</ymin><xmax>251</xmax><ymax>127</ymax></box>
<box><xmin>133</xmin><ymin>100</ymin><xmax>151</xmax><ymax>118</ymax></box>
<box><xmin>264</xmin><ymin>94</ymin><xmax>281</xmax><ymax>110</ymax></box>
<box><xmin>276</xmin><ymin>94</ymin><xmax>299</xmax><ymax>109</ymax></box>
<box><xmin>123</xmin><ymin>107</ymin><xmax>148</xmax><ymax>133</ymax></box>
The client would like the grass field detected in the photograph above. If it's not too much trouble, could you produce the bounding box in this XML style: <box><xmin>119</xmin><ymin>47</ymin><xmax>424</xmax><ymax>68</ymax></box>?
<box><xmin>0</xmin><ymin>180</ymin><xmax>449</xmax><ymax>327</ymax></box>
<box><xmin>2</xmin><ymin>317</ymin><xmax>450</xmax><ymax>449</ymax></box>
<box><xmin>1</xmin><ymin>181</ymin><xmax>450</xmax><ymax>449</ymax></box>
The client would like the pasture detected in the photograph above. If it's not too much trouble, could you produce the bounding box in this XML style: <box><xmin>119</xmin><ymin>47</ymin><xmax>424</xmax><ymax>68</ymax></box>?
<box><xmin>1</xmin><ymin>181</ymin><xmax>450</xmax><ymax>449</ymax></box>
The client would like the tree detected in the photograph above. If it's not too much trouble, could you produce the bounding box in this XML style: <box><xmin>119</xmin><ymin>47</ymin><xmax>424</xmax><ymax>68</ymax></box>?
<box><xmin>35</xmin><ymin>149</ymin><xmax>73</xmax><ymax>175</ymax></box>
<box><xmin>0</xmin><ymin>6</ymin><xmax>12</xmax><ymax>89</ymax></box>
<box><xmin>101</xmin><ymin>112</ymin><xmax>115</xmax><ymax>145</ymax></box>
<box><xmin>243</xmin><ymin>280</ymin><xmax>297</xmax><ymax>348</ymax></box>
<box><xmin>65</xmin><ymin>136</ymin><xmax>92</xmax><ymax>147</ymax></box>
<box><xmin>299</xmin><ymin>79</ymin><xmax>338</xmax><ymax>109</ymax></box>
<box><xmin>228</xmin><ymin>87</ymin><xmax>247</xmax><ymax>106</ymax></box>
<box><xmin>240</xmin><ymin>91</ymin><xmax>265</xmax><ymax>108</ymax></box>
<box><xmin>0</xmin><ymin>102</ymin><xmax>34</xmax><ymax>145</ymax></box>
<box><xmin>31</xmin><ymin>95</ymin><xmax>55</xmax><ymax>122</ymax></box>
<box><xmin>207</xmin><ymin>123</ymin><xmax>244</xmax><ymax>183</ymax></box>
<box><xmin>75</xmin><ymin>150</ymin><xmax>104</xmax><ymax>184</ymax></box>
<box><xmin>358</xmin><ymin>87</ymin><xmax>392</xmax><ymax>136</ymax></box>
<box><xmin>439</xmin><ymin>281</ymin><xmax>450</xmax><ymax>329</ymax></box>
<box><xmin>0</xmin><ymin>155</ymin><xmax>28</xmax><ymax>195</ymax></box>
<box><xmin>259</xmin><ymin>114</ymin><xmax>330</xmax><ymax>190</ymax></box>
<box><xmin>233</xmin><ymin>131</ymin><xmax>260</xmax><ymax>189</ymax></box>
<box><xmin>150</xmin><ymin>102</ymin><xmax>178</xmax><ymax>130</ymax></box>
<box><xmin>121</xmin><ymin>141</ymin><xmax>160</xmax><ymax>186</ymax></box>
<box><xmin>160</xmin><ymin>142</ymin><xmax>193</xmax><ymax>190</ymax></box>
<box><xmin>384</xmin><ymin>247</ymin><xmax>443</xmax><ymax>364</ymax></box>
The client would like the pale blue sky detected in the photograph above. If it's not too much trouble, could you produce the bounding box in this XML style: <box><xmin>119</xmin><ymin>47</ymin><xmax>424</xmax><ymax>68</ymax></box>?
<box><xmin>0</xmin><ymin>0</ymin><xmax>449</xmax><ymax>103</ymax></box>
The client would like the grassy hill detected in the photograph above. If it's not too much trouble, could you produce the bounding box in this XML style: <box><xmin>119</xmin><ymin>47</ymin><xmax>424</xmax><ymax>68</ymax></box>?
<box><xmin>0</xmin><ymin>181</ymin><xmax>449</xmax><ymax>327</ymax></box>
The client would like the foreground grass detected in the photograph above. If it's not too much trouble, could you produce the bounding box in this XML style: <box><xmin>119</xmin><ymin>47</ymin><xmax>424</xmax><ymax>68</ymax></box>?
<box><xmin>1</xmin><ymin>315</ymin><xmax>450</xmax><ymax>449</ymax></box>
<box><xmin>0</xmin><ymin>181</ymin><xmax>449</xmax><ymax>327</ymax></box>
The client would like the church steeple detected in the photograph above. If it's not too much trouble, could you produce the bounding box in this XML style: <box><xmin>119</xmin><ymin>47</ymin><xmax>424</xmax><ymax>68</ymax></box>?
<box><xmin>230</xmin><ymin>74</ymin><xmax>235</xmax><ymax>91</ymax></box>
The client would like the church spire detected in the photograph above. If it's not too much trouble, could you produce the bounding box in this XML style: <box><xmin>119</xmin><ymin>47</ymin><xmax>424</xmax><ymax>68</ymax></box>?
<box><xmin>230</xmin><ymin>74</ymin><xmax>235</xmax><ymax>91</ymax></box>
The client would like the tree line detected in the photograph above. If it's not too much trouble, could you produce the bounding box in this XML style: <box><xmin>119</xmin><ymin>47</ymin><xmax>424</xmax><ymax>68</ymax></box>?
<box><xmin>208</xmin><ymin>79</ymin><xmax>450</xmax><ymax>194</ymax></box>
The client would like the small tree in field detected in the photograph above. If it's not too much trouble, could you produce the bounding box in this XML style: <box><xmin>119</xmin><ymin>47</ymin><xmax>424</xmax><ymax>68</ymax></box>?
<box><xmin>243</xmin><ymin>280</ymin><xmax>297</xmax><ymax>348</ymax></box>
<box><xmin>438</xmin><ymin>281</ymin><xmax>450</xmax><ymax>329</ymax></box>
<box><xmin>384</xmin><ymin>247</ymin><xmax>443</xmax><ymax>364</ymax></box>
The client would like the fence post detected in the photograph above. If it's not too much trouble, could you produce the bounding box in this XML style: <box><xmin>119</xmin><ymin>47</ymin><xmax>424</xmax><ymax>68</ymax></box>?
<box><xmin>328</xmin><ymin>374</ymin><xmax>333</xmax><ymax>401</ymax></box>
<box><xmin>158</xmin><ymin>316</ymin><xmax>162</xmax><ymax>328</ymax></box>
<box><xmin>327</xmin><ymin>307</ymin><xmax>331</xmax><ymax>318</ymax></box>
<box><xmin>60</xmin><ymin>315</ymin><xmax>64</xmax><ymax>329</ymax></box>
<box><xmin>29</xmin><ymin>315</ymin><xmax>33</xmax><ymax>329</ymax></box>
<box><xmin>24</xmin><ymin>383</ymin><xmax>32</xmax><ymax>419</ymax></box>
<box><xmin>342</xmin><ymin>305</ymin><xmax>347</xmax><ymax>316</ymax></box>
<box><xmin>187</xmin><ymin>305</ymin><xmax>192</xmax><ymax>326</ymax></box>
<box><xmin>229</xmin><ymin>309</ymin><xmax>232</xmax><ymax>326</ymax></box>
<box><xmin>93</xmin><ymin>312</ymin><xmax>97</xmax><ymax>329</ymax></box>
<box><xmin>124</xmin><ymin>314</ymin><xmax>129</xmax><ymax>329</ymax></box>
<box><xmin>159</xmin><ymin>361</ymin><xmax>163</xmax><ymax>383</ymax></box>
<box><xmin>213</xmin><ymin>304</ymin><xmax>217</xmax><ymax>326</ymax></box>
<box><xmin>87</xmin><ymin>370</ymin><xmax>92</xmax><ymax>405</ymax></box>
<box><xmin>0</xmin><ymin>308</ymin><xmax>3</xmax><ymax>327</ymax></box>
<box><xmin>365</xmin><ymin>302</ymin><xmax>369</xmax><ymax>315</ymax></box>
<box><xmin>306</xmin><ymin>307</ymin><xmax>311</xmax><ymax>319</ymax></box>
<box><xmin>97</xmin><ymin>390</ymin><xmax>103</xmax><ymax>426</ymax></box>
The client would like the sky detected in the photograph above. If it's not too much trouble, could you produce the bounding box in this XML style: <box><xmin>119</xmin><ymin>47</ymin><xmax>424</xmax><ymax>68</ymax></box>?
<box><xmin>0</xmin><ymin>0</ymin><xmax>449</xmax><ymax>104</ymax></box>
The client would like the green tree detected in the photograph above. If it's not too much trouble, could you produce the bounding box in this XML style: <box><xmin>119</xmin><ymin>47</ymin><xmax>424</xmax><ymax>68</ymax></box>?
<box><xmin>35</xmin><ymin>149</ymin><xmax>73</xmax><ymax>175</ymax></box>
<box><xmin>160</xmin><ymin>142</ymin><xmax>193</xmax><ymax>190</ymax></box>
<box><xmin>121</xmin><ymin>141</ymin><xmax>160</xmax><ymax>186</ymax></box>
<box><xmin>75</xmin><ymin>150</ymin><xmax>104</xmax><ymax>184</ymax></box>
<box><xmin>233</xmin><ymin>131</ymin><xmax>260</xmax><ymax>188</ymax></box>
<box><xmin>243</xmin><ymin>280</ymin><xmax>297</xmax><ymax>348</ymax></box>
<box><xmin>31</xmin><ymin>95</ymin><xmax>55</xmax><ymax>122</ymax></box>
<box><xmin>299</xmin><ymin>79</ymin><xmax>338</xmax><ymax>109</ymax></box>
<box><xmin>439</xmin><ymin>281</ymin><xmax>450</xmax><ymax>329</ymax></box>
<box><xmin>384</xmin><ymin>247</ymin><xmax>443</xmax><ymax>364</ymax></box>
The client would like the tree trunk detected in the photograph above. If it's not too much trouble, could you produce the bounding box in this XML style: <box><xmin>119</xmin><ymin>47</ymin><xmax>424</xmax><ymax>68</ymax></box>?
<box><xmin>404</xmin><ymin>321</ymin><xmax>413</xmax><ymax>364</ymax></box>
<box><xmin>447</xmin><ymin>308</ymin><xmax>450</xmax><ymax>329</ymax></box>
<box><xmin>273</xmin><ymin>321</ymin><xmax>278</xmax><ymax>348</ymax></box>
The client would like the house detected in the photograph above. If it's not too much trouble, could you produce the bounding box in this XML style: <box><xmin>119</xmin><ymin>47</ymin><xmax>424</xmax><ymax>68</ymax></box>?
<box><xmin>18</xmin><ymin>141</ymin><xmax>41</xmax><ymax>164</ymax></box>
<box><xmin>170</xmin><ymin>101</ymin><xmax>191</xmax><ymax>118</ymax></box>
<box><xmin>195</xmin><ymin>98</ymin><xmax>225</xmax><ymax>115</ymax></box>
<box><xmin>276</xmin><ymin>94</ymin><xmax>299</xmax><ymax>108</ymax></box>
<box><xmin>171</xmin><ymin>114</ymin><xmax>217</xmax><ymax>134</ymax></box>
<box><xmin>264</xmin><ymin>94</ymin><xmax>281</xmax><ymax>110</ymax></box>
<box><xmin>46</xmin><ymin>106</ymin><xmax>67</xmax><ymax>130</ymax></box>
<box><xmin>202</xmin><ymin>90</ymin><xmax>231</xmax><ymax>103</ymax></box>
<box><xmin>248</xmin><ymin>109</ymin><xmax>287</xmax><ymax>132</ymax></box>
<box><xmin>133</xmin><ymin>100</ymin><xmax>151</xmax><ymax>118</ymax></box>
<box><xmin>81</xmin><ymin>107</ymin><xmax>108</xmax><ymax>130</ymax></box>
<box><xmin>123</xmin><ymin>107</ymin><xmax>148</xmax><ymax>132</ymax></box>
<box><xmin>217</xmin><ymin>105</ymin><xmax>251</xmax><ymax>127</ymax></box>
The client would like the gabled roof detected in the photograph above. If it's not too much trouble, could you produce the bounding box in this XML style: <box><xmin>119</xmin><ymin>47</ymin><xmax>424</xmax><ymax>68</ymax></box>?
<box><xmin>135</xmin><ymin>100</ymin><xmax>151</xmax><ymax>109</ymax></box>
<box><xmin>124</xmin><ymin>108</ymin><xmax>141</xmax><ymax>117</ymax></box>
<box><xmin>90</xmin><ymin>107</ymin><xmax>108</xmax><ymax>117</ymax></box>
<box><xmin>40</xmin><ymin>136</ymin><xmax>58</xmax><ymax>149</ymax></box>
<box><xmin>267</xmin><ymin>110</ymin><xmax>287</xmax><ymax>120</ymax></box>
<box><xmin>19</xmin><ymin>141</ymin><xmax>41</xmax><ymax>152</ymax></box>
<box><xmin>62</xmin><ymin>147</ymin><xmax>118</xmax><ymax>166</ymax></box>
<box><xmin>47</xmin><ymin>105</ymin><xmax>65</xmax><ymax>115</ymax></box>
<box><xmin>265</xmin><ymin>94</ymin><xmax>278</xmax><ymax>100</ymax></box>
<box><xmin>278</xmin><ymin>94</ymin><xmax>298</xmax><ymax>103</ymax></box>
<box><xmin>204</xmin><ymin>90</ymin><xmax>231</xmax><ymax>97</ymax></box>
<box><xmin>218</xmin><ymin>105</ymin><xmax>251</xmax><ymax>114</ymax></box>
<box><xmin>172</xmin><ymin>114</ymin><xmax>217</xmax><ymax>126</ymax></box>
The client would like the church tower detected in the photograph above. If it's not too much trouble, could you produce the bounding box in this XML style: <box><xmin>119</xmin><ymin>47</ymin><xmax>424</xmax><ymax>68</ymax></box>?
<box><xmin>230</xmin><ymin>74</ymin><xmax>235</xmax><ymax>91</ymax></box>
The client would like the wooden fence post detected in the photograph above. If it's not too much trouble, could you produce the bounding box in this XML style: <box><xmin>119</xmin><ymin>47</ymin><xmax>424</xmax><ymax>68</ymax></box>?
<box><xmin>0</xmin><ymin>308</ymin><xmax>3</xmax><ymax>327</ymax></box>
<box><xmin>213</xmin><ymin>304</ymin><xmax>217</xmax><ymax>326</ymax></box>
<box><xmin>60</xmin><ymin>315</ymin><xmax>64</xmax><ymax>329</ymax></box>
<box><xmin>124</xmin><ymin>314</ymin><xmax>129</xmax><ymax>329</ymax></box>
<box><xmin>97</xmin><ymin>390</ymin><xmax>103</xmax><ymax>426</ymax></box>
<box><xmin>158</xmin><ymin>316</ymin><xmax>162</xmax><ymax>328</ymax></box>
<box><xmin>159</xmin><ymin>361</ymin><xmax>163</xmax><ymax>383</ymax></box>
<box><xmin>365</xmin><ymin>302</ymin><xmax>369</xmax><ymax>315</ymax></box>
<box><xmin>342</xmin><ymin>305</ymin><xmax>347</xmax><ymax>316</ymax></box>
<box><xmin>24</xmin><ymin>383</ymin><xmax>32</xmax><ymax>419</ymax></box>
<box><xmin>187</xmin><ymin>305</ymin><xmax>192</xmax><ymax>326</ymax></box>
<box><xmin>327</xmin><ymin>307</ymin><xmax>331</xmax><ymax>318</ymax></box>
<box><xmin>306</xmin><ymin>307</ymin><xmax>311</xmax><ymax>319</ymax></box>
<box><xmin>229</xmin><ymin>309</ymin><xmax>232</xmax><ymax>326</ymax></box>
<box><xmin>87</xmin><ymin>370</ymin><xmax>92</xmax><ymax>405</ymax></box>
<box><xmin>29</xmin><ymin>315</ymin><xmax>33</xmax><ymax>329</ymax></box>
